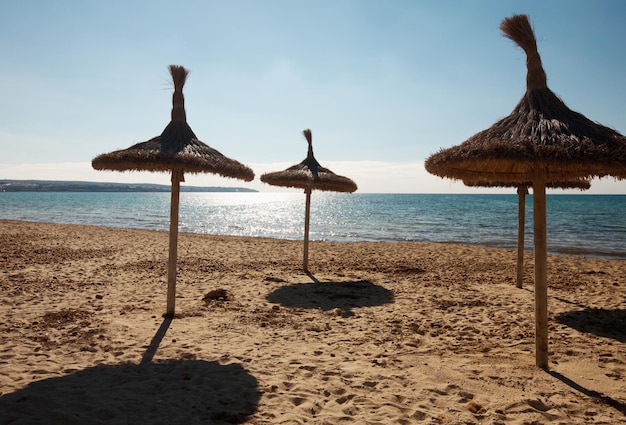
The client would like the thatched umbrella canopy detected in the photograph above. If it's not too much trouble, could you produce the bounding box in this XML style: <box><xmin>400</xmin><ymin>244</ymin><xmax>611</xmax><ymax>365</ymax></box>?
<box><xmin>260</xmin><ymin>129</ymin><xmax>357</xmax><ymax>271</ymax></box>
<box><xmin>92</xmin><ymin>65</ymin><xmax>254</xmax><ymax>317</ymax></box>
<box><xmin>425</xmin><ymin>14</ymin><xmax>626</xmax><ymax>369</ymax></box>
<box><xmin>463</xmin><ymin>179</ymin><xmax>590</xmax><ymax>288</ymax></box>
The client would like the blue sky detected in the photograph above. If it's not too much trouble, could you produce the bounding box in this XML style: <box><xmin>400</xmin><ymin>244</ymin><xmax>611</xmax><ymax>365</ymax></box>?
<box><xmin>1</xmin><ymin>0</ymin><xmax>625</xmax><ymax>193</ymax></box>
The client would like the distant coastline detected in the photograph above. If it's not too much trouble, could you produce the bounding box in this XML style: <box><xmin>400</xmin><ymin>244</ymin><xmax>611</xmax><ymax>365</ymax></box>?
<box><xmin>0</xmin><ymin>180</ymin><xmax>258</xmax><ymax>193</ymax></box>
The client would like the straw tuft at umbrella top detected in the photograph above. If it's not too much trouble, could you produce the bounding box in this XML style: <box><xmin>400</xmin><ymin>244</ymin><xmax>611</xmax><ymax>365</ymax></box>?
<box><xmin>169</xmin><ymin>65</ymin><xmax>189</xmax><ymax>122</ymax></box>
<box><xmin>425</xmin><ymin>14</ymin><xmax>626</xmax><ymax>183</ymax></box>
<box><xmin>92</xmin><ymin>65</ymin><xmax>254</xmax><ymax>182</ymax></box>
<box><xmin>500</xmin><ymin>14</ymin><xmax>546</xmax><ymax>90</ymax></box>
<box><xmin>260</xmin><ymin>129</ymin><xmax>357</xmax><ymax>193</ymax></box>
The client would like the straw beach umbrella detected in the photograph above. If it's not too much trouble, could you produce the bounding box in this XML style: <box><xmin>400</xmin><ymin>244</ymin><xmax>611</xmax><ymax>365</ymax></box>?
<box><xmin>92</xmin><ymin>65</ymin><xmax>254</xmax><ymax>317</ymax></box>
<box><xmin>425</xmin><ymin>15</ymin><xmax>626</xmax><ymax>368</ymax></box>
<box><xmin>260</xmin><ymin>129</ymin><xmax>357</xmax><ymax>271</ymax></box>
<box><xmin>462</xmin><ymin>180</ymin><xmax>590</xmax><ymax>289</ymax></box>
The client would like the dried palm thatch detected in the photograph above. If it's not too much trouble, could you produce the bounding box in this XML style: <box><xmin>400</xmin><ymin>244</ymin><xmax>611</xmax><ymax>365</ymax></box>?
<box><xmin>425</xmin><ymin>17</ymin><xmax>626</xmax><ymax>182</ymax></box>
<box><xmin>424</xmin><ymin>14</ymin><xmax>626</xmax><ymax>369</ymax></box>
<box><xmin>260</xmin><ymin>129</ymin><xmax>358</xmax><ymax>193</ymax></box>
<box><xmin>261</xmin><ymin>129</ymin><xmax>357</xmax><ymax>271</ymax></box>
<box><xmin>462</xmin><ymin>180</ymin><xmax>590</xmax><ymax>191</ymax></box>
<box><xmin>92</xmin><ymin>66</ymin><xmax>254</xmax><ymax>181</ymax></box>
<box><xmin>91</xmin><ymin>65</ymin><xmax>254</xmax><ymax>317</ymax></box>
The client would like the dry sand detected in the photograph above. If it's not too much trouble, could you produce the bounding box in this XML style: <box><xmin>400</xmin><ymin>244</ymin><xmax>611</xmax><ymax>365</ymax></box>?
<box><xmin>0</xmin><ymin>219</ymin><xmax>624</xmax><ymax>424</ymax></box>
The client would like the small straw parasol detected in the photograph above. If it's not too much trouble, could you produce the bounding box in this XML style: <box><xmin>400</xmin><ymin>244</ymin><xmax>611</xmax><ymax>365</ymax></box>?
<box><xmin>260</xmin><ymin>129</ymin><xmax>357</xmax><ymax>271</ymax></box>
<box><xmin>92</xmin><ymin>65</ymin><xmax>254</xmax><ymax>317</ymax></box>
<box><xmin>462</xmin><ymin>179</ymin><xmax>590</xmax><ymax>288</ymax></box>
<box><xmin>425</xmin><ymin>15</ymin><xmax>626</xmax><ymax>368</ymax></box>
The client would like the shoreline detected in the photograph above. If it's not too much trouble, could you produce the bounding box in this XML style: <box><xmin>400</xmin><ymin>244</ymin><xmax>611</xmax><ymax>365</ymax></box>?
<box><xmin>2</xmin><ymin>218</ymin><xmax>625</xmax><ymax>261</ymax></box>
<box><xmin>1</xmin><ymin>220</ymin><xmax>624</xmax><ymax>423</ymax></box>
<box><xmin>2</xmin><ymin>192</ymin><xmax>625</xmax><ymax>261</ymax></box>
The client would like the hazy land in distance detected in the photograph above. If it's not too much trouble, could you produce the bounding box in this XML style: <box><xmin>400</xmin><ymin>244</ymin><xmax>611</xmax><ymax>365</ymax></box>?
<box><xmin>0</xmin><ymin>180</ymin><xmax>258</xmax><ymax>193</ymax></box>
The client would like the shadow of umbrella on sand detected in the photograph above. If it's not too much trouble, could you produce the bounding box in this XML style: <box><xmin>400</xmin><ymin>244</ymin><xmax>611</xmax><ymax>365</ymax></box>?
<box><xmin>260</xmin><ymin>129</ymin><xmax>357</xmax><ymax>272</ymax></box>
<box><xmin>425</xmin><ymin>15</ymin><xmax>626</xmax><ymax>368</ymax></box>
<box><xmin>0</xmin><ymin>360</ymin><xmax>260</xmax><ymax>424</ymax></box>
<box><xmin>92</xmin><ymin>65</ymin><xmax>254</xmax><ymax>317</ymax></box>
<box><xmin>267</xmin><ymin>279</ymin><xmax>394</xmax><ymax>317</ymax></box>
<box><xmin>462</xmin><ymin>179</ymin><xmax>590</xmax><ymax>288</ymax></box>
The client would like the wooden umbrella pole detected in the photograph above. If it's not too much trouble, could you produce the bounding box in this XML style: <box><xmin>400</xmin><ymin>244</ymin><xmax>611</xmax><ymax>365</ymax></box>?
<box><xmin>516</xmin><ymin>186</ymin><xmax>527</xmax><ymax>288</ymax></box>
<box><xmin>303</xmin><ymin>187</ymin><xmax>312</xmax><ymax>272</ymax></box>
<box><xmin>166</xmin><ymin>169</ymin><xmax>183</xmax><ymax>316</ymax></box>
<box><xmin>533</xmin><ymin>169</ymin><xmax>549</xmax><ymax>369</ymax></box>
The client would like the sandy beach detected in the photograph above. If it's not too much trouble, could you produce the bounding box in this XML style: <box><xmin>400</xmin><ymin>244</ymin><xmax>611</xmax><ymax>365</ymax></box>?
<box><xmin>0</xmin><ymin>219</ymin><xmax>624</xmax><ymax>424</ymax></box>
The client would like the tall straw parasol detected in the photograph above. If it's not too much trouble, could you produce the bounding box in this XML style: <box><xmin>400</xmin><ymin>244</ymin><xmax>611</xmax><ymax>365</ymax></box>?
<box><xmin>425</xmin><ymin>15</ymin><xmax>626</xmax><ymax>369</ymax></box>
<box><xmin>92</xmin><ymin>65</ymin><xmax>254</xmax><ymax>317</ymax></box>
<box><xmin>462</xmin><ymin>179</ymin><xmax>590</xmax><ymax>288</ymax></box>
<box><xmin>260</xmin><ymin>129</ymin><xmax>357</xmax><ymax>271</ymax></box>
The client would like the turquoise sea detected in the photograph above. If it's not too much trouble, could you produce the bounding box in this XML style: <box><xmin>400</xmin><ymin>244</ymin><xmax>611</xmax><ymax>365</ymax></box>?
<box><xmin>0</xmin><ymin>192</ymin><xmax>624</xmax><ymax>260</ymax></box>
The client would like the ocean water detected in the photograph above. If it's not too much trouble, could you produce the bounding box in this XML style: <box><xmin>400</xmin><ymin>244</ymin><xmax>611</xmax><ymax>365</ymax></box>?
<box><xmin>0</xmin><ymin>192</ymin><xmax>624</xmax><ymax>259</ymax></box>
